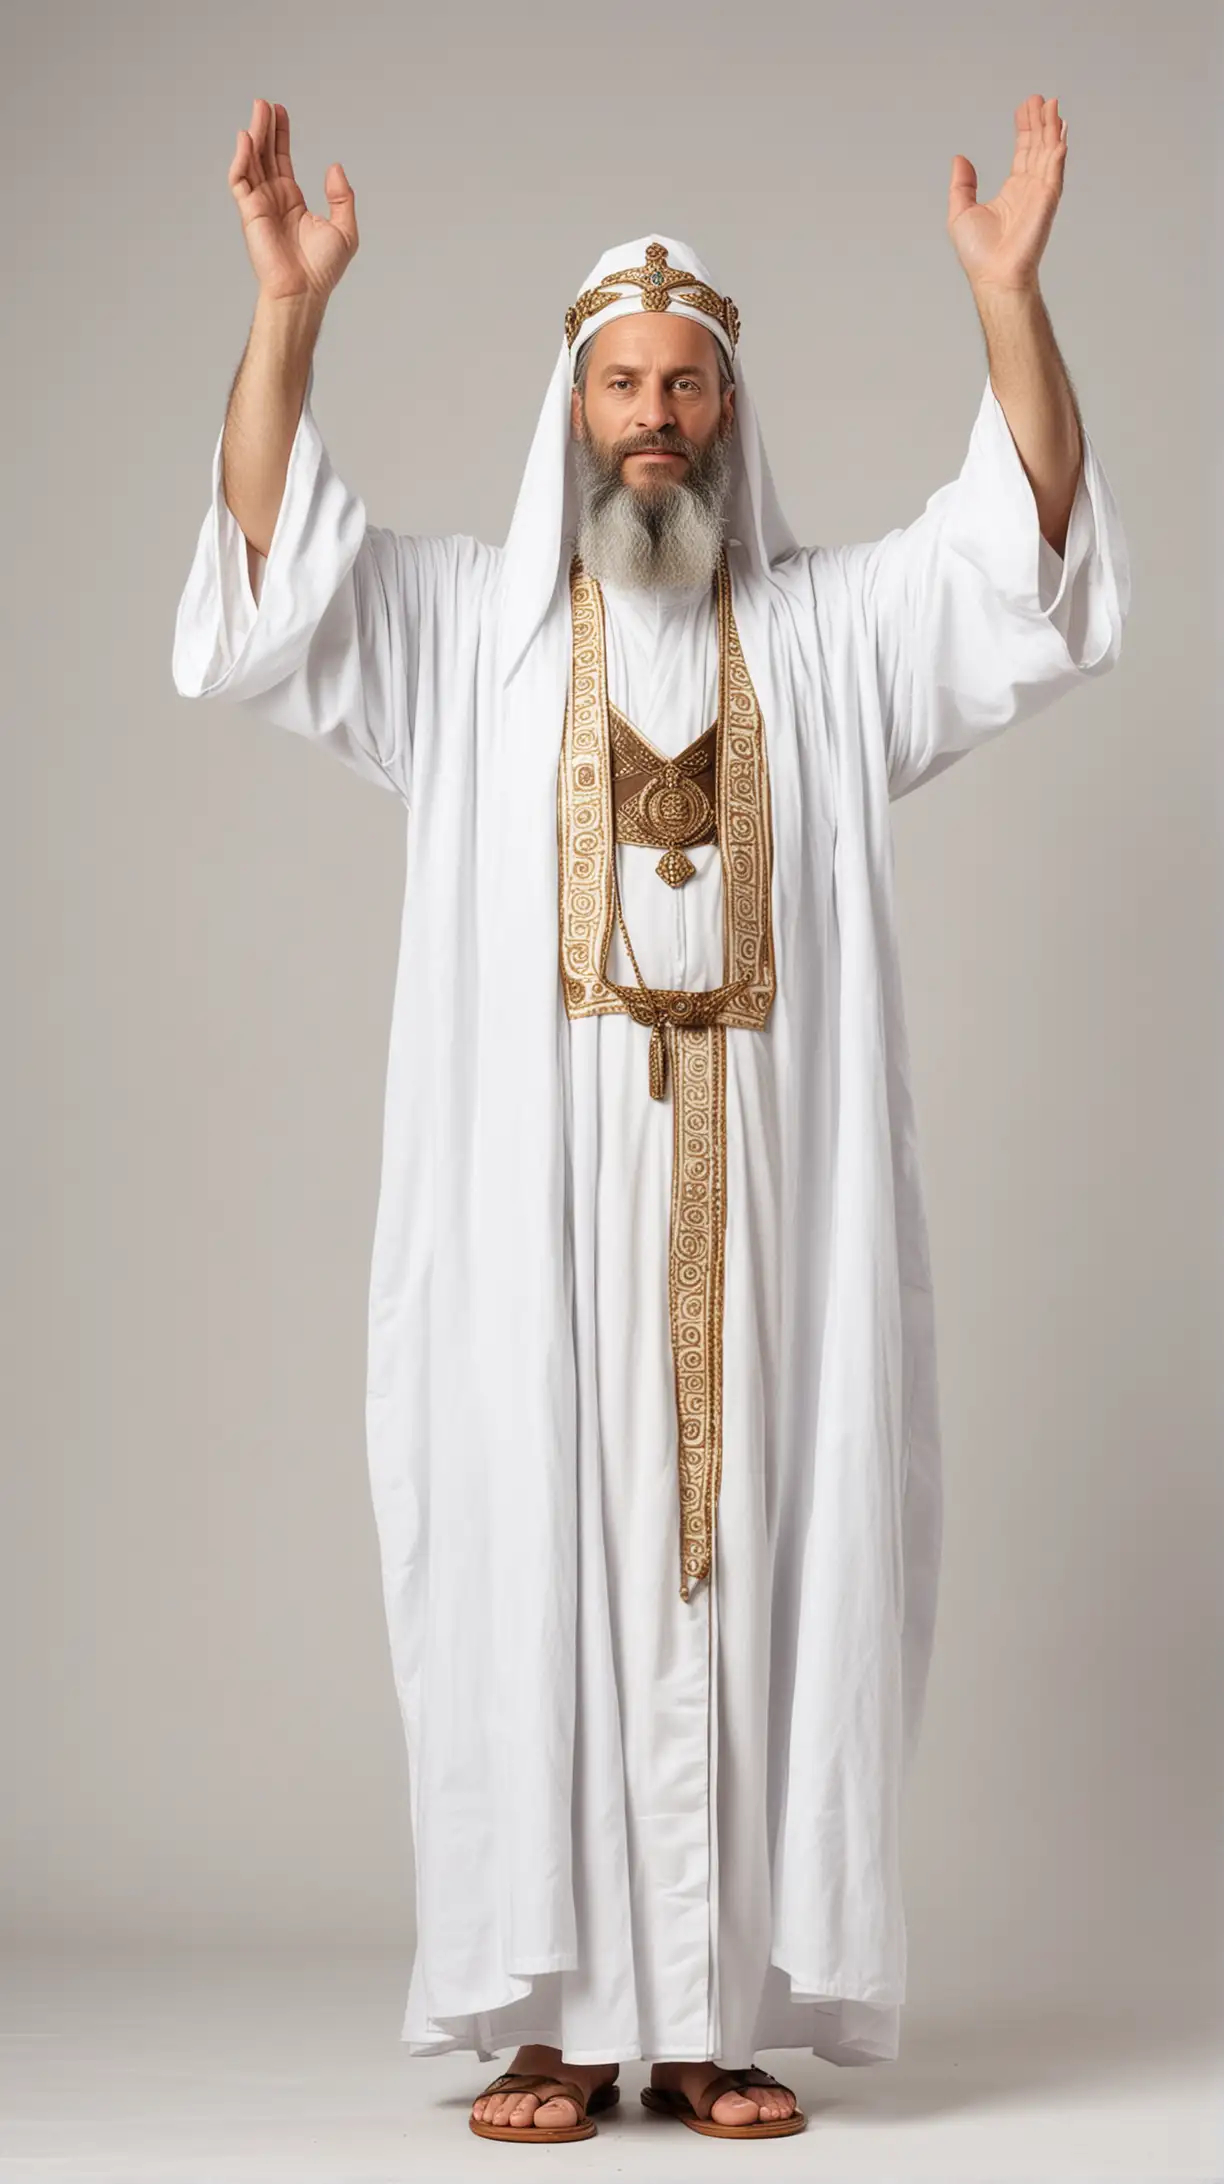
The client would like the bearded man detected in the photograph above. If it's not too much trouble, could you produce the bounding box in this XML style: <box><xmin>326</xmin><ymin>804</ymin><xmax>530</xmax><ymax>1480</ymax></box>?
<box><xmin>172</xmin><ymin>94</ymin><xmax>1130</xmax><ymax>2146</ymax></box>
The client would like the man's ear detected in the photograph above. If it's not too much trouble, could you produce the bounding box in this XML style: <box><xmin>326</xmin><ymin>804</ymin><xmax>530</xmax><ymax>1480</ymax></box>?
<box><xmin>570</xmin><ymin>386</ymin><xmax>582</xmax><ymax>438</ymax></box>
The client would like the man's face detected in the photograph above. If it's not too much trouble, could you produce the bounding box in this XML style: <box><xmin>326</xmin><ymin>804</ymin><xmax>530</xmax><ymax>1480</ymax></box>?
<box><xmin>570</xmin><ymin>316</ymin><xmax>735</xmax><ymax>483</ymax></box>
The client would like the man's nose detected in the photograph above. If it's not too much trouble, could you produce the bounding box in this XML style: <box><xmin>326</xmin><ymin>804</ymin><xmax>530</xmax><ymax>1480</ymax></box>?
<box><xmin>635</xmin><ymin>380</ymin><xmax>677</xmax><ymax>430</ymax></box>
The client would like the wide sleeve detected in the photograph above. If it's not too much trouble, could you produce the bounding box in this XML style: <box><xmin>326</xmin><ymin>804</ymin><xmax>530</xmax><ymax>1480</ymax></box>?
<box><xmin>171</xmin><ymin>359</ymin><xmax>414</xmax><ymax>799</ymax></box>
<box><xmin>840</xmin><ymin>372</ymin><xmax>1132</xmax><ymax>802</ymax></box>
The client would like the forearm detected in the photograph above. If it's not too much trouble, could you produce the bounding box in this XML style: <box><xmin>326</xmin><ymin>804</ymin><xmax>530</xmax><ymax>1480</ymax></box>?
<box><xmin>970</xmin><ymin>283</ymin><xmax>1082</xmax><ymax>555</ymax></box>
<box><xmin>221</xmin><ymin>290</ymin><xmax>328</xmax><ymax>560</ymax></box>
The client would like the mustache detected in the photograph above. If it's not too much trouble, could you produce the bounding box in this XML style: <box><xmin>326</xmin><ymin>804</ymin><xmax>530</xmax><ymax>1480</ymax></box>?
<box><xmin>574</xmin><ymin>422</ymin><xmax>729</xmax><ymax>500</ymax></box>
<box><xmin>615</xmin><ymin>430</ymin><xmax>699</xmax><ymax>460</ymax></box>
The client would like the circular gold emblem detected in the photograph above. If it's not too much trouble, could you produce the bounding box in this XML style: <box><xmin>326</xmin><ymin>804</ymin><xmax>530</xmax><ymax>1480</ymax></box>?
<box><xmin>641</xmin><ymin>763</ymin><xmax>713</xmax><ymax>846</ymax></box>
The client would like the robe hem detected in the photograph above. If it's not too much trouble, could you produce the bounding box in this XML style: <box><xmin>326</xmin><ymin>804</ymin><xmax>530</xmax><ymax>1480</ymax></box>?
<box><xmin>402</xmin><ymin>1971</ymin><xmax>904</xmax><ymax>2065</ymax></box>
<box><xmin>402</xmin><ymin>2029</ymin><xmax>896</xmax><ymax>2063</ymax></box>
<box><xmin>770</xmin><ymin>1952</ymin><xmax>905</xmax><ymax>2012</ymax></box>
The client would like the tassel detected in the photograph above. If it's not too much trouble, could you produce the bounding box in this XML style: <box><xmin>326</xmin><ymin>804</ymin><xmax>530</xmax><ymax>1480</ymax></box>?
<box><xmin>648</xmin><ymin>1020</ymin><xmax>668</xmax><ymax>1101</ymax></box>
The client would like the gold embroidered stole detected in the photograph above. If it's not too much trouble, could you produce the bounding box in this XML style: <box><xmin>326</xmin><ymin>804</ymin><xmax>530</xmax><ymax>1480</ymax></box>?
<box><xmin>557</xmin><ymin>548</ymin><xmax>776</xmax><ymax>1599</ymax></box>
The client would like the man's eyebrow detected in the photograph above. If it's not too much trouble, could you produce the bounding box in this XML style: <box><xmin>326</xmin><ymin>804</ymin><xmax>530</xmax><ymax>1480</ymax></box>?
<box><xmin>598</xmin><ymin>360</ymin><xmax>712</xmax><ymax>376</ymax></box>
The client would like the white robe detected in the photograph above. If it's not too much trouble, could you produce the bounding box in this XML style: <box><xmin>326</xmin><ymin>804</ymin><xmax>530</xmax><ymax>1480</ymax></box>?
<box><xmin>171</xmin><ymin>372</ymin><xmax>1129</xmax><ymax>2068</ymax></box>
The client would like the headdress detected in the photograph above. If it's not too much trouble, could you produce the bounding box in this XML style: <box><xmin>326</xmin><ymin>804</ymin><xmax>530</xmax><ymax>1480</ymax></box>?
<box><xmin>565</xmin><ymin>240</ymin><xmax>741</xmax><ymax>372</ymax></box>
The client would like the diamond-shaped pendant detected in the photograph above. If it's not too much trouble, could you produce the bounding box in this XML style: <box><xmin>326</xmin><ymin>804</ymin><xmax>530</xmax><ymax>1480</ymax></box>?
<box><xmin>656</xmin><ymin>847</ymin><xmax>696</xmax><ymax>888</ymax></box>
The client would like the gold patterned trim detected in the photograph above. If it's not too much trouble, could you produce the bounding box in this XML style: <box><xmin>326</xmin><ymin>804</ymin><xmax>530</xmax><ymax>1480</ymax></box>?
<box><xmin>557</xmin><ymin>560</ymin><xmax>618</xmax><ymax>1021</ymax></box>
<box><xmin>670</xmin><ymin>1024</ymin><xmax>727</xmax><ymax>1599</ymax></box>
<box><xmin>715</xmin><ymin>553</ymin><xmax>776</xmax><ymax>1029</ymax></box>
<box><xmin>556</xmin><ymin>547</ymin><xmax>775</xmax><ymax>1597</ymax></box>
<box><xmin>566</xmin><ymin>241</ymin><xmax>741</xmax><ymax>358</ymax></box>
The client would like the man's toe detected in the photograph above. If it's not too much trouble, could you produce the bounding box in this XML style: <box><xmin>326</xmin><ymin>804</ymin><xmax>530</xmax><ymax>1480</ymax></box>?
<box><xmin>533</xmin><ymin>2093</ymin><xmax>580</xmax><ymax>2128</ymax></box>
<box><xmin>489</xmin><ymin>2093</ymin><xmax>526</xmax><ymax>2124</ymax></box>
<box><xmin>709</xmin><ymin>2080</ymin><xmax>796</xmax><ymax>2127</ymax></box>
<box><xmin>710</xmin><ymin>2089</ymin><xmax>759</xmax><ymax>2125</ymax></box>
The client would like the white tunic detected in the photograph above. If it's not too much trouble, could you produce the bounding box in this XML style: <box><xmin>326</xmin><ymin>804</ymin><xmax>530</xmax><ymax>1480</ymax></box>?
<box><xmin>171</xmin><ymin>373</ymin><xmax>1130</xmax><ymax>2069</ymax></box>
<box><xmin>567</xmin><ymin>575</ymin><xmax>741</xmax><ymax>2064</ymax></box>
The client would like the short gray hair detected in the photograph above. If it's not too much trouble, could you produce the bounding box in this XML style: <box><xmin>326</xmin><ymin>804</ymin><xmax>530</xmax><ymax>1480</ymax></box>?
<box><xmin>573</xmin><ymin>332</ymin><xmax>735</xmax><ymax>399</ymax></box>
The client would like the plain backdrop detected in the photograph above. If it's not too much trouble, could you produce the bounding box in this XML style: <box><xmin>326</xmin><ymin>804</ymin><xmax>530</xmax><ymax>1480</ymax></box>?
<box><xmin>3</xmin><ymin>0</ymin><xmax>1220</xmax><ymax>2041</ymax></box>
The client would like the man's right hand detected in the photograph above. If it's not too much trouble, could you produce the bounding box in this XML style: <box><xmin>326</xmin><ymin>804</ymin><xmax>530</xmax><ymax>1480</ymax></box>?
<box><xmin>228</xmin><ymin>98</ymin><xmax>358</xmax><ymax>307</ymax></box>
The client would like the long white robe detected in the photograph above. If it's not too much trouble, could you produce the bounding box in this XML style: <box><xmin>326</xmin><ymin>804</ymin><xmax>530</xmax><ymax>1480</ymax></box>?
<box><xmin>171</xmin><ymin>371</ymin><xmax>1129</xmax><ymax>2068</ymax></box>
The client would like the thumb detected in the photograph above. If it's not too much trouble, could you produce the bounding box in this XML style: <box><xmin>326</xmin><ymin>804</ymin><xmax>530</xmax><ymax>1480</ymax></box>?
<box><xmin>948</xmin><ymin>153</ymin><xmax>977</xmax><ymax>225</ymax></box>
<box><xmin>323</xmin><ymin>160</ymin><xmax>358</xmax><ymax>249</ymax></box>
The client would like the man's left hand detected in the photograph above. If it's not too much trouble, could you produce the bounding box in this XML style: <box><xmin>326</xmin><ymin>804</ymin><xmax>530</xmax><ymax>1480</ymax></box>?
<box><xmin>948</xmin><ymin>93</ymin><xmax>1067</xmax><ymax>296</ymax></box>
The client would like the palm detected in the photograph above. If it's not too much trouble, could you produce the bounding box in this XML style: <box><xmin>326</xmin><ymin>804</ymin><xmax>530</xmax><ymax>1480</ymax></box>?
<box><xmin>948</xmin><ymin>93</ymin><xmax>1067</xmax><ymax>292</ymax></box>
<box><xmin>228</xmin><ymin>100</ymin><xmax>357</xmax><ymax>305</ymax></box>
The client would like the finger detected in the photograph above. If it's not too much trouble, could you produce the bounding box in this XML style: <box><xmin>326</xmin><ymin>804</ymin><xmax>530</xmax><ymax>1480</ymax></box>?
<box><xmin>1012</xmin><ymin>102</ymin><xmax>1027</xmax><ymax>173</ymax></box>
<box><xmin>243</xmin><ymin>100</ymin><xmax>262</xmax><ymax>188</ymax></box>
<box><xmin>272</xmin><ymin>100</ymin><xmax>294</xmax><ymax>183</ymax></box>
<box><xmin>248</xmin><ymin>96</ymin><xmax>270</xmax><ymax>187</ymax></box>
<box><xmin>1041</xmin><ymin>100</ymin><xmax>1066</xmax><ymax>176</ymax></box>
<box><xmin>948</xmin><ymin>152</ymin><xmax>977</xmax><ymax>222</ymax></box>
<box><xmin>228</xmin><ymin>127</ymin><xmax>257</xmax><ymax>199</ymax></box>
<box><xmin>323</xmin><ymin>161</ymin><xmax>358</xmax><ymax>251</ymax></box>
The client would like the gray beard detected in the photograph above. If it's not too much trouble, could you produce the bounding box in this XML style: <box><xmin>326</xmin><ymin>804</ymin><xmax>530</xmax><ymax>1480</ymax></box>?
<box><xmin>572</xmin><ymin>419</ymin><xmax>733</xmax><ymax>591</ymax></box>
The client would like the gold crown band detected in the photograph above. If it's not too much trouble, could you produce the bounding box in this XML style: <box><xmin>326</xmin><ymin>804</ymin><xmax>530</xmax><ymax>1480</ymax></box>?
<box><xmin>566</xmin><ymin>241</ymin><xmax>740</xmax><ymax>359</ymax></box>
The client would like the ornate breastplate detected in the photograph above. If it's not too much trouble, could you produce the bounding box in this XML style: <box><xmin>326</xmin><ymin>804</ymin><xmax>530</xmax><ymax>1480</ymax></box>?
<box><xmin>609</xmin><ymin>707</ymin><xmax>717</xmax><ymax>888</ymax></box>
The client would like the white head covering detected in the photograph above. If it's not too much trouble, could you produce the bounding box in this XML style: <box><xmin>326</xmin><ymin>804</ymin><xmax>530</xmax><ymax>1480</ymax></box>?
<box><xmin>497</xmin><ymin>232</ymin><xmax>799</xmax><ymax>683</ymax></box>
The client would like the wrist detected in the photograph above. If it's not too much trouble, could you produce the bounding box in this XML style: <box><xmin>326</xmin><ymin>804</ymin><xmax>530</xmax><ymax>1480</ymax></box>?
<box><xmin>254</xmin><ymin>286</ymin><xmax>328</xmax><ymax>328</ymax></box>
<box><xmin>968</xmin><ymin>276</ymin><xmax>1044</xmax><ymax>309</ymax></box>
<box><xmin>250</xmin><ymin>287</ymin><xmax>327</xmax><ymax>369</ymax></box>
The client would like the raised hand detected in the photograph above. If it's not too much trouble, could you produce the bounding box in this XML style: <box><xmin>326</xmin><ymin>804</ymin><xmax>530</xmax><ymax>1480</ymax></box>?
<box><xmin>228</xmin><ymin>99</ymin><xmax>358</xmax><ymax>306</ymax></box>
<box><xmin>947</xmin><ymin>94</ymin><xmax>1067</xmax><ymax>295</ymax></box>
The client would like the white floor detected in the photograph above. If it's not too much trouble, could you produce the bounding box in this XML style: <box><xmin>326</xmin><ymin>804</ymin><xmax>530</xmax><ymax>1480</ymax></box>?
<box><xmin>1</xmin><ymin>1946</ymin><xmax>1220</xmax><ymax>2183</ymax></box>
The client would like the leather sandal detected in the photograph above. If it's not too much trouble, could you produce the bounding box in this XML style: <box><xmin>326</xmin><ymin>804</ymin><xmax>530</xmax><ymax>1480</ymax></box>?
<box><xmin>640</xmin><ymin>2064</ymin><xmax>806</xmax><ymax>2137</ymax></box>
<box><xmin>468</xmin><ymin>2068</ymin><xmax>621</xmax><ymax>2142</ymax></box>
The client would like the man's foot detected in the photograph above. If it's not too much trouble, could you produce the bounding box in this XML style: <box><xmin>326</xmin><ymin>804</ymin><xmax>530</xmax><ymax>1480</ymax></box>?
<box><xmin>470</xmin><ymin>2043</ymin><xmax>619</xmax><ymax>2132</ymax></box>
<box><xmin>649</xmin><ymin>2059</ymin><xmax>798</xmax><ymax>2127</ymax></box>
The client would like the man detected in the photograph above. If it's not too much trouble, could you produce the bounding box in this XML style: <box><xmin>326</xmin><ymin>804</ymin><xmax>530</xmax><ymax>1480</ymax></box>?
<box><xmin>172</xmin><ymin>95</ymin><xmax>1129</xmax><ymax>2144</ymax></box>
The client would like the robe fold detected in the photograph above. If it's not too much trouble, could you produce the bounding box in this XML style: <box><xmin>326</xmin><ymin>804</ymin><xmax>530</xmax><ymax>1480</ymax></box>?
<box><xmin>172</xmin><ymin>364</ymin><xmax>1129</xmax><ymax>2065</ymax></box>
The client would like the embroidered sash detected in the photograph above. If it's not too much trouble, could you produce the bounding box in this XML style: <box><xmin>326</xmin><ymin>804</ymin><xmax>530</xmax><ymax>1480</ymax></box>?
<box><xmin>557</xmin><ymin>548</ymin><xmax>776</xmax><ymax>1599</ymax></box>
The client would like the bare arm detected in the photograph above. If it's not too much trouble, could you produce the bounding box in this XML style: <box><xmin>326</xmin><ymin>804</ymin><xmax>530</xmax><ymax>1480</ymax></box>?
<box><xmin>222</xmin><ymin>292</ymin><xmax>326</xmax><ymax>576</ymax></box>
<box><xmin>947</xmin><ymin>92</ymin><xmax>1083</xmax><ymax>554</ymax></box>
<box><xmin>220</xmin><ymin>98</ymin><xmax>358</xmax><ymax>577</ymax></box>
<box><xmin>971</xmin><ymin>284</ymin><xmax>1082</xmax><ymax>558</ymax></box>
